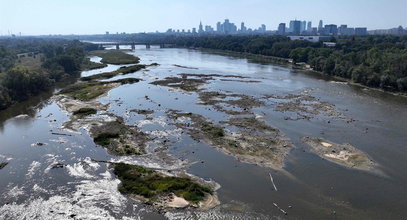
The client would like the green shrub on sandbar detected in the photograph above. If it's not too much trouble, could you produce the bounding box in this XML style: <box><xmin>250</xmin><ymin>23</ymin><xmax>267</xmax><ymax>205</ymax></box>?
<box><xmin>114</xmin><ymin>163</ymin><xmax>212</xmax><ymax>203</ymax></box>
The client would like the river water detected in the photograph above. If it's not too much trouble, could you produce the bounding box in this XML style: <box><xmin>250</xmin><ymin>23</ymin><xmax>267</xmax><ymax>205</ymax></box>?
<box><xmin>0</xmin><ymin>45</ymin><xmax>406</xmax><ymax>219</ymax></box>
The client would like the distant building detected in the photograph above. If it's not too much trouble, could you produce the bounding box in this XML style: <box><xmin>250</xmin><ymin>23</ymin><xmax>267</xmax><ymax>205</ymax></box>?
<box><xmin>290</xmin><ymin>20</ymin><xmax>301</xmax><ymax>35</ymax></box>
<box><xmin>240</xmin><ymin>22</ymin><xmax>247</xmax><ymax>33</ymax></box>
<box><xmin>310</xmin><ymin>27</ymin><xmax>318</xmax><ymax>35</ymax></box>
<box><xmin>261</xmin><ymin>24</ymin><xmax>266</xmax><ymax>33</ymax></box>
<box><xmin>338</xmin><ymin>25</ymin><xmax>347</xmax><ymax>35</ymax></box>
<box><xmin>205</xmin><ymin>25</ymin><xmax>214</xmax><ymax>33</ymax></box>
<box><xmin>301</xmin><ymin>21</ymin><xmax>307</xmax><ymax>33</ymax></box>
<box><xmin>369</xmin><ymin>26</ymin><xmax>407</xmax><ymax>35</ymax></box>
<box><xmin>216</xmin><ymin>22</ymin><xmax>222</xmax><ymax>32</ymax></box>
<box><xmin>289</xmin><ymin>36</ymin><xmax>330</xmax><ymax>42</ymax></box>
<box><xmin>278</xmin><ymin>23</ymin><xmax>286</xmax><ymax>35</ymax></box>
<box><xmin>323</xmin><ymin>42</ymin><xmax>337</xmax><ymax>47</ymax></box>
<box><xmin>338</xmin><ymin>25</ymin><xmax>355</xmax><ymax>35</ymax></box>
<box><xmin>192</xmin><ymin>28</ymin><xmax>197</xmax><ymax>34</ymax></box>
<box><xmin>199</xmin><ymin>21</ymin><xmax>204</xmax><ymax>34</ymax></box>
<box><xmin>105</xmin><ymin>31</ymin><xmax>109</xmax><ymax>35</ymax></box>
<box><xmin>324</xmin><ymin>24</ymin><xmax>338</xmax><ymax>35</ymax></box>
<box><xmin>221</xmin><ymin>19</ymin><xmax>237</xmax><ymax>34</ymax></box>
<box><xmin>318</xmin><ymin>20</ymin><xmax>324</xmax><ymax>33</ymax></box>
<box><xmin>307</xmin><ymin>21</ymin><xmax>312</xmax><ymax>32</ymax></box>
<box><xmin>355</xmin><ymin>27</ymin><xmax>367</xmax><ymax>35</ymax></box>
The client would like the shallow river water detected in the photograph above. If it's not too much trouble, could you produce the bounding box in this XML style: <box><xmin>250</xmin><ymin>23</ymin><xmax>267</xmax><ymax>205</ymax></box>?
<box><xmin>0</xmin><ymin>45</ymin><xmax>407</xmax><ymax>219</ymax></box>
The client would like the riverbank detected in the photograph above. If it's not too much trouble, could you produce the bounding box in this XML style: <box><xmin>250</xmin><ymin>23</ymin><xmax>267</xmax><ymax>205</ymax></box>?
<box><xmin>191</xmin><ymin>47</ymin><xmax>407</xmax><ymax>98</ymax></box>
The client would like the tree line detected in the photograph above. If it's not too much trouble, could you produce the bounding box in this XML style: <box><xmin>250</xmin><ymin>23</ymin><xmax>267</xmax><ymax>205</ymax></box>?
<box><xmin>156</xmin><ymin>35</ymin><xmax>407</xmax><ymax>92</ymax></box>
<box><xmin>0</xmin><ymin>38</ymin><xmax>99</xmax><ymax>110</ymax></box>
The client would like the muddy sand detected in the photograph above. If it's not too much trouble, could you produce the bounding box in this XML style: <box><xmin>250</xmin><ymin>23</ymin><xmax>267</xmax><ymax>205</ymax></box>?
<box><xmin>264</xmin><ymin>90</ymin><xmax>346</xmax><ymax>121</ymax></box>
<box><xmin>301</xmin><ymin>137</ymin><xmax>380</xmax><ymax>173</ymax></box>
<box><xmin>167</xmin><ymin>110</ymin><xmax>292</xmax><ymax>169</ymax></box>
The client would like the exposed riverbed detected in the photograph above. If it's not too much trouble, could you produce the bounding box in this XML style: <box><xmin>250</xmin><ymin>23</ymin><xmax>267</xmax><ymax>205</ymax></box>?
<box><xmin>0</xmin><ymin>45</ymin><xmax>407</xmax><ymax>219</ymax></box>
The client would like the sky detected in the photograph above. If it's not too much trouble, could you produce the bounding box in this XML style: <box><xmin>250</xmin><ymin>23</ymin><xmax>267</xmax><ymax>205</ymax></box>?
<box><xmin>1</xmin><ymin>0</ymin><xmax>406</xmax><ymax>35</ymax></box>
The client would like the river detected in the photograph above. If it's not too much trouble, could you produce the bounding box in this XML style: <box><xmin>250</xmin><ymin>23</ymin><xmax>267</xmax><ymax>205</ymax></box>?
<box><xmin>0</xmin><ymin>45</ymin><xmax>406</xmax><ymax>219</ymax></box>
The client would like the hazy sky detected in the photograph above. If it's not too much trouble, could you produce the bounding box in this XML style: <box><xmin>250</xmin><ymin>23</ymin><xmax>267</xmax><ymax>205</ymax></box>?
<box><xmin>1</xmin><ymin>0</ymin><xmax>406</xmax><ymax>35</ymax></box>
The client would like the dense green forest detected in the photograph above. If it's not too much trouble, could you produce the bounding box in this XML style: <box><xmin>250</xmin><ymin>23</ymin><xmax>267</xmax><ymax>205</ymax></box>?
<box><xmin>159</xmin><ymin>35</ymin><xmax>407</xmax><ymax>92</ymax></box>
<box><xmin>0</xmin><ymin>38</ymin><xmax>99</xmax><ymax>110</ymax></box>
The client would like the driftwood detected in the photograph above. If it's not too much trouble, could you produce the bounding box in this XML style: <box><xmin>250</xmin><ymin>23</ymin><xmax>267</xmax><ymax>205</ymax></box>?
<box><xmin>269</xmin><ymin>173</ymin><xmax>278</xmax><ymax>191</ymax></box>
<box><xmin>273</xmin><ymin>203</ymin><xmax>287</xmax><ymax>215</ymax></box>
<box><xmin>51</xmin><ymin>132</ymin><xmax>72</xmax><ymax>136</ymax></box>
<box><xmin>0</xmin><ymin>162</ymin><xmax>9</xmax><ymax>169</ymax></box>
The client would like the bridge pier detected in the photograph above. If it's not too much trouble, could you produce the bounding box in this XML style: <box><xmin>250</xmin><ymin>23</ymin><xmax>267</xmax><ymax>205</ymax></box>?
<box><xmin>116</xmin><ymin>44</ymin><xmax>120</xmax><ymax>50</ymax></box>
<box><xmin>146</xmin><ymin>44</ymin><xmax>150</xmax><ymax>49</ymax></box>
<box><xmin>131</xmin><ymin>43</ymin><xmax>135</xmax><ymax>50</ymax></box>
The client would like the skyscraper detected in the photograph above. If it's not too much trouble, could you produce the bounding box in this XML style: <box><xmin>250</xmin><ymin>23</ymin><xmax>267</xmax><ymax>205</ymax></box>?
<box><xmin>216</xmin><ymin>22</ymin><xmax>222</xmax><ymax>33</ymax></box>
<box><xmin>307</xmin><ymin>21</ymin><xmax>312</xmax><ymax>31</ymax></box>
<box><xmin>278</xmin><ymin>23</ymin><xmax>286</xmax><ymax>35</ymax></box>
<box><xmin>324</xmin><ymin>24</ymin><xmax>338</xmax><ymax>35</ymax></box>
<box><xmin>318</xmin><ymin>20</ymin><xmax>324</xmax><ymax>33</ymax></box>
<box><xmin>301</xmin><ymin>21</ymin><xmax>306</xmax><ymax>33</ymax></box>
<box><xmin>199</xmin><ymin>21</ymin><xmax>204</xmax><ymax>34</ymax></box>
<box><xmin>355</xmin><ymin>27</ymin><xmax>367</xmax><ymax>35</ymax></box>
<box><xmin>261</xmin><ymin>24</ymin><xmax>266</xmax><ymax>32</ymax></box>
<box><xmin>290</xmin><ymin>20</ymin><xmax>301</xmax><ymax>35</ymax></box>
<box><xmin>240</xmin><ymin>22</ymin><xmax>247</xmax><ymax>33</ymax></box>
<box><xmin>221</xmin><ymin>19</ymin><xmax>237</xmax><ymax>34</ymax></box>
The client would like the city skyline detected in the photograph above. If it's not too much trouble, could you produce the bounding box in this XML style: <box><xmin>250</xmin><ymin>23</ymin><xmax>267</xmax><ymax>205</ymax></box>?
<box><xmin>164</xmin><ymin>19</ymin><xmax>375</xmax><ymax>36</ymax></box>
<box><xmin>1</xmin><ymin>0</ymin><xmax>407</xmax><ymax>35</ymax></box>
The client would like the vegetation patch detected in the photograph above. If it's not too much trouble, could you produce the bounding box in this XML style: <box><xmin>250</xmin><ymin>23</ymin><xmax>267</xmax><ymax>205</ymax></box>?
<box><xmin>150</xmin><ymin>76</ymin><xmax>207</xmax><ymax>92</ymax></box>
<box><xmin>81</xmin><ymin>64</ymin><xmax>147</xmax><ymax>81</ymax></box>
<box><xmin>198</xmin><ymin>91</ymin><xmax>264</xmax><ymax>115</ymax></box>
<box><xmin>167</xmin><ymin>110</ymin><xmax>292</xmax><ymax>169</ymax></box>
<box><xmin>264</xmin><ymin>91</ymin><xmax>345</xmax><ymax>121</ymax></box>
<box><xmin>114</xmin><ymin>163</ymin><xmax>213</xmax><ymax>203</ymax></box>
<box><xmin>81</xmin><ymin>57</ymin><xmax>108</xmax><ymax>70</ymax></box>
<box><xmin>59</xmin><ymin>78</ymin><xmax>140</xmax><ymax>101</ymax></box>
<box><xmin>94</xmin><ymin>132</ymin><xmax>120</xmax><ymax>146</ymax></box>
<box><xmin>201</xmin><ymin>122</ymin><xmax>225</xmax><ymax>138</ymax></box>
<box><xmin>221</xmin><ymin>117</ymin><xmax>279</xmax><ymax>133</ymax></box>
<box><xmin>90</xmin><ymin>118</ymin><xmax>149</xmax><ymax>155</ymax></box>
<box><xmin>72</xmin><ymin>107</ymin><xmax>97</xmax><ymax>117</ymax></box>
<box><xmin>90</xmin><ymin>50</ymin><xmax>140</xmax><ymax>65</ymax></box>
<box><xmin>130</xmin><ymin>109</ymin><xmax>154</xmax><ymax>115</ymax></box>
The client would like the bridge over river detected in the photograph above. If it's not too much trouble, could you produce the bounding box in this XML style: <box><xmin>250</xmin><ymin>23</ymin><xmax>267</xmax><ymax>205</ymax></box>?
<box><xmin>97</xmin><ymin>42</ymin><xmax>174</xmax><ymax>50</ymax></box>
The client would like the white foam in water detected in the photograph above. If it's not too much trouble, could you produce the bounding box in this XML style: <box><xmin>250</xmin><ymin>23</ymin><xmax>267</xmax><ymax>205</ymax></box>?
<box><xmin>146</xmin><ymin>128</ymin><xmax>183</xmax><ymax>139</ymax></box>
<box><xmin>110</xmin><ymin>154</ymin><xmax>187</xmax><ymax>171</ymax></box>
<box><xmin>84</xmin><ymin>157</ymin><xmax>101</xmax><ymax>170</ymax></box>
<box><xmin>137</xmin><ymin>116</ymin><xmax>168</xmax><ymax>127</ymax></box>
<box><xmin>26</xmin><ymin>161</ymin><xmax>41</xmax><ymax>178</ymax></box>
<box><xmin>43</xmin><ymin>154</ymin><xmax>61</xmax><ymax>174</ymax></box>
<box><xmin>66</xmin><ymin>157</ymin><xmax>100</xmax><ymax>179</ymax></box>
<box><xmin>14</xmin><ymin>114</ymin><xmax>30</xmax><ymax>119</ymax></box>
<box><xmin>49</xmin><ymin>137</ymin><xmax>68</xmax><ymax>144</ymax></box>
<box><xmin>165</xmin><ymin>206</ymin><xmax>271</xmax><ymax>220</ymax></box>
<box><xmin>33</xmin><ymin>184</ymin><xmax>48</xmax><ymax>193</ymax></box>
<box><xmin>0</xmin><ymin>178</ymin><xmax>138</xmax><ymax>220</ymax></box>
<box><xmin>0</xmin><ymin>154</ymin><xmax>12</xmax><ymax>163</ymax></box>
<box><xmin>7</xmin><ymin>186</ymin><xmax>24</xmax><ymax>198</ymax></box>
